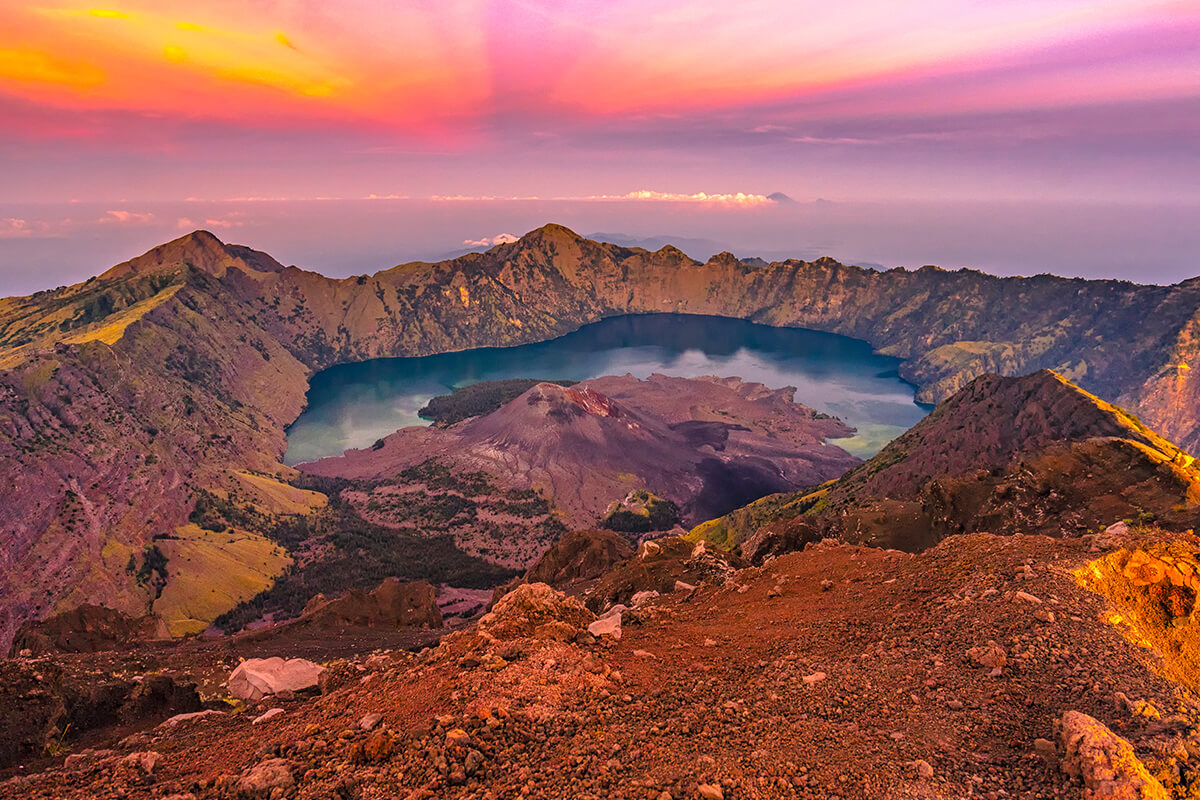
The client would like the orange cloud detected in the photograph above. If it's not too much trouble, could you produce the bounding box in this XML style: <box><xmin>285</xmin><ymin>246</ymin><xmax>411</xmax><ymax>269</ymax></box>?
<box><xmin>0</xmin><ymin>48</ymin><xmax>105</xmax><ymax>88</ymax></box>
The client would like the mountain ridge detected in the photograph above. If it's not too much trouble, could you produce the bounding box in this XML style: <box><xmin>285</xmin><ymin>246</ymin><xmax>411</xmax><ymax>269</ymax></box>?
<box><xmin>1</xmin><ymin>224</ymin><xmax>1198</xmax><ymax>647</ymax></box>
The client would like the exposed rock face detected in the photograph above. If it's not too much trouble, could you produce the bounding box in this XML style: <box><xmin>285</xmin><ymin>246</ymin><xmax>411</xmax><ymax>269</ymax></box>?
<box><xmin>298</xmin><ymin>579</ymin><xmax>443</xmax><ymax>629</ymax></box>
<box><xmin>0</xmin><ymin>661</ymin><xmax>65</xmax><ymax>768</ymax></box>
<box><xmin>716</xmin><ymin>371</ymin><xmax>1200</xmax><ymax>558</ymax></box>
<box><xmin>1</xmin><ymin>224</ymin><xmax>1199</xmax><ymax>648</ymax></box>
<box><xmin>586</xmin><ymin>536</ymin><xmax>742</xmax><ymax>613</ymax></box>
<box><xmin>496</xmin><ymin>529</ymin><xmax>636</xmax><ymax>604</ymax></box>
<box><xmin>1075</xmin><ymin>537</ymin><xmax>1200</xmax><ymax>693</ymax></box>
<box><xmin>8</xmin><ymin>604</ymin><xmax>168</xmax><ymax>656</ymax></box>
<box><xmin>523</xmin><ymin>530</ymin><xmax>636</xmax><ymax>588</ymax></box>
<box><xmin>304</xmin><ymin>375</ymin><xmax>858</xmax><ymax>529</ymax></box>
<box><xmin>1058</xmin><ymin>711</ymin><xmax>1168</xmax><ymax>799</ymax></box>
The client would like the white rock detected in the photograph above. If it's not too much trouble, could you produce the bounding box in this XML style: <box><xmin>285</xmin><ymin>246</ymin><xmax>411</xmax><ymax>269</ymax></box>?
<box><xmin>588</xmin><ymin>610</ymin><xmax>623</xmax><ymax>639</ymax></box>
<box><xmin>252</xmin><ymin>708</ymin><xmax>285</xmax><ymax>725</ymax></box>
<box><xmin>159</xmin><ymin>709</ymin><xmax>225</xmax><ymax>728</ymax></box>
<box><xmin>229</xmin><ymin>657</ymin><xmax>325</xmax><ymax>702</ymax></box>
<box><xmin>630</xmin><ymin>590</ymin><xmax>660</xmax><ymax>607</ymax></box>
<box><xmin>802</xmin><ymin>671</ymin><xmax>827</xmax><ymax>686</ymax></box>
<box><xmin>674</xmin><ymin>580</ymin><xmax>697</xmax><ymax>593</ymax></box>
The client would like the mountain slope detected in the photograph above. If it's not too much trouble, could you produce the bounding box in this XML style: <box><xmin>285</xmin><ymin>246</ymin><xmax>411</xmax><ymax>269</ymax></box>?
<box><xmin>302</xmin><ymin>375</ymin><xmax>859</xmax><ymax>528</ymax></box>
<box><xmin>1</xmin><ymin>225</ymin><xmax>1199</xmax><ymax>647</ymax></box>
<box><xmin>695</xmin><ymin>370</ymin><xmax>1200</xmax><ymax>558</ymax></box>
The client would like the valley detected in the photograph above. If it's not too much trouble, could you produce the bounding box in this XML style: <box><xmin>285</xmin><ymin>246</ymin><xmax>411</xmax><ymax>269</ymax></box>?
<box><xmin>1</xmin><ymin>225</ymin><xmax>1199</xmax><ymax>799</ymax></box>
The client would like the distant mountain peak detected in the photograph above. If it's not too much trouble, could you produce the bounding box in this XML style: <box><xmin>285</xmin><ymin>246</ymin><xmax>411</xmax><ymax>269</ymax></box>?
<box><xmin>100</xmin><ymin>229</ymin><xmax>282</xmax><ymax>281</ymax></box>
<box><xmin>767</xmin><ymin>192</ymin><xmax>796</xmax><ymax>204</ymax></box>
<box><xmin>520</xmin><ymin>223</ymin><xmax>585</xmax><ymax>245</ymax></box>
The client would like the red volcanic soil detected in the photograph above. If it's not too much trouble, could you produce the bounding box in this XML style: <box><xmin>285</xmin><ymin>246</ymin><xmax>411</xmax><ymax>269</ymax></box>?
<box><xmin>7</xmin><ymin>527</ymin><xmax>1200</xmax><ymax>799</ymax></box>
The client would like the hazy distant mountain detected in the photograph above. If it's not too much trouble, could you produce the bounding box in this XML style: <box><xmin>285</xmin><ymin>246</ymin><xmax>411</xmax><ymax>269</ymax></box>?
<box><xmin>584</xmin><ymin>232</ymin><xmax>734</xmax><ymax>260</ymax></box>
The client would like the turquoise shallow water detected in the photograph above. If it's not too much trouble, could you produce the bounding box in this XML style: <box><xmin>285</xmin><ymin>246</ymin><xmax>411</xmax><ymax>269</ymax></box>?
<box><xmin>284</xmin><ymin>313</ymin><xmax>930</xmax><ymax>466</ymax></box>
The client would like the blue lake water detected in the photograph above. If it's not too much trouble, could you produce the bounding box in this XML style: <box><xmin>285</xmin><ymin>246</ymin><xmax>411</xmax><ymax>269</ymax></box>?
<box><xmin>284</xmin><ymin>313</ymin><xmax>930</xmax><ymax>465</ymax></box>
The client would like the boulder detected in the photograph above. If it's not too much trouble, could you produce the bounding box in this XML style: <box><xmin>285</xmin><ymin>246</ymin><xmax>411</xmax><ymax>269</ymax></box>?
<box><xmin>236</xmin><ymin>758</ymin><xmax>295</xmax><ymax>798</ymax></box>
<box><xmin>1058</xmin><ymin>710</ymin><xmax>1168</xmax><ymax>799</ymax></box>
<box><xmin>228</xmin><ymin>658</ymin><xmax>325</xmax><ymax>702</ymax></box>
<box><xmin>478</xmin><ymin>583</ymin><xmax>595</xmax><ymax>641</ymax></box>
<box><xmin>588</xmin><ymin>606</ymin><xmax>626</xmax><ymax>639</ymax></box>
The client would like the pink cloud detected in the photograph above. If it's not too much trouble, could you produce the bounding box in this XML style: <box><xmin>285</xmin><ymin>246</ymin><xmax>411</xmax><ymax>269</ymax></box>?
<box><xmin>0</xmin><ymin>218</ymin><xmax>34</xmax><ymax>238</ymax></box>
<box><xmin>99</xmin><ymin>209</ymin><xmax>155</xmax><ymax>225</ymax></box>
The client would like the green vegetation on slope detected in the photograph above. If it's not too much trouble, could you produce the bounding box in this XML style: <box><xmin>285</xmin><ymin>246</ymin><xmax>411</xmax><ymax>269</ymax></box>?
<box><xmin>417</xmin><ymin>378</ymin><xmax>577</xmax><ymax>427</ymax></box>
<box><xmin>601</xmin><ymin>490</ymin><xmax>680</xmax><ymax>534</ymax></box>
<box><xmin>208</xmin><ymin>466</ymin><xmax>542</xmax><ymax>633</ymax></box>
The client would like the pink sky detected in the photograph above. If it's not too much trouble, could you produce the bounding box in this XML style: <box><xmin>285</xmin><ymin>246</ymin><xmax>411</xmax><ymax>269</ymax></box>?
<box><xmin>1</xmin><ymin>0</ymin><xmax>1196</xmax><ymax>203</ymax></box>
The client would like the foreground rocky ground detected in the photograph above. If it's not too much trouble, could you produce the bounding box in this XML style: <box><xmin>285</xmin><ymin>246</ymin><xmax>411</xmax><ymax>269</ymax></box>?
<box><xmin>4</xmin><ymin>525</ymin><xmax>1198</xmax><ymax>799</ymax></box>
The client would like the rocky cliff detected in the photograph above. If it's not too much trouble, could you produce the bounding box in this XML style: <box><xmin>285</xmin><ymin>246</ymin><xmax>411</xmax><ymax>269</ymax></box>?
<box><xmin>1</xmin><ymin>225</ymin><xmax>1198</xmax><ymax>647</ymax></box>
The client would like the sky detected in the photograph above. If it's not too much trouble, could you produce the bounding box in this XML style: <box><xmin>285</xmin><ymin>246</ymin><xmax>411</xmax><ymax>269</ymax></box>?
<box><xmin>1</xmin><ymin>0</ymin><xmax>1199</xmax><ymax>292</ymax></box>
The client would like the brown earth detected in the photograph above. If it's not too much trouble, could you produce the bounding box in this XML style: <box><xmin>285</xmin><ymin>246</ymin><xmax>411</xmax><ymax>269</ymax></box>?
<box><xmin>1</xmin><ymin>225</ymin><xmax>1199</xmax><ymax>648</ymax></box>
<box><xmin>4</xmin><ymin>528</ymin><xmax>1200</xmax><ymax>798</ymax></box>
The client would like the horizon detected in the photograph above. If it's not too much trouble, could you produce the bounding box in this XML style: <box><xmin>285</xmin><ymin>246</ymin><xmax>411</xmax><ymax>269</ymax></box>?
<box><xmin>2</xmin><ymin>1</ymin><xmax>1198</xmax><ymax>294</ymax></box>
<box><xmin>3</xmin><ymin>197</ymin><xmax>1200</xmax><ymax>297</ymax></box>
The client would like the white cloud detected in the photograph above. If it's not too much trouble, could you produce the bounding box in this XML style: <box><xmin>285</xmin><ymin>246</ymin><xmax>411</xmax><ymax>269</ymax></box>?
<box><xmin>99</xmin><ymin>210</ymin><xmax>155</xmax><ymax>225</ymax></box>
<box><xmin>463</xmin><ymin>233</ymin><xmax>519</xmax><ymax>247</ymax></box>
<box><xmin>607</xmin><ymin>190</ymin><xmax>775</xmax><ymax>206</ymax></box>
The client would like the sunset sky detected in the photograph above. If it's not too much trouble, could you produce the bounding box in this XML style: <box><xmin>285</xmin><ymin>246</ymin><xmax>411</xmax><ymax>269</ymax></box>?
<box><xmin>2</xmin><ymin>1</ymin><xmax>1199</xmax><ymax>291</ymax></box>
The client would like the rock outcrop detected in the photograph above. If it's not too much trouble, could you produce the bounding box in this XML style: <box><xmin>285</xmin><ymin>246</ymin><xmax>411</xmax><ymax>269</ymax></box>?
<box><xmin>1058</xmin><ymin>710</ymin><xmax>1168</xmax><ymax>799</ymax></box>
<box><xmin>477</xmin><ymin>583</ymin><xmax>595</xmax><ymax>641</ymax></box>
<box><xmin>297</xmin><ymin>579</ymin><xmax>443</xmax><ymax>630</ymax></box>
<box><xmin>494</xmin><ymin>529</ymin><xmax>637</xmax><ymax>606</ymax></box>
<box><xmin>8</xmin><ymin>605</ymin><xmax>168</xmax><ymax>656</ymax></box>
<box><xmin>586</xmin><ymin>536</ymin><xmax>742</xmax><ymax>612</ymax></box>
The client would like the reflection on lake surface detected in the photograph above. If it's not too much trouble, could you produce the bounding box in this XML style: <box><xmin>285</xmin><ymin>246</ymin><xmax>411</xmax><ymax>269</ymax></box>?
<box><xmin>284</xmin><ymin>314</ymin><xmax>930</xmax><ymax>465</ymax></box>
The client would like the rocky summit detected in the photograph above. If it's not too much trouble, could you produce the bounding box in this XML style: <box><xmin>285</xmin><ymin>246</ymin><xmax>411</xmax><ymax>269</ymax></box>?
<box><xmin>1</xmin><ymin>226</ymin><xmax>1200</xmax><ymax>799</ymax></box>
